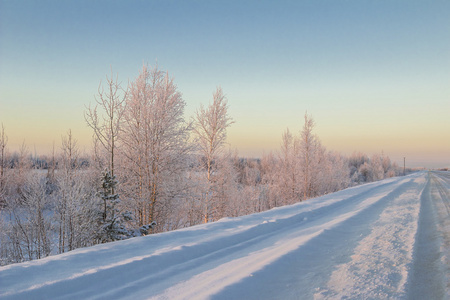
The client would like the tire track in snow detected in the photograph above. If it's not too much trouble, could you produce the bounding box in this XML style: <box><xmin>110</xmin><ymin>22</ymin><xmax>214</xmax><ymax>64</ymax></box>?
<box><xmin>430</xmin><ymin>172</ymin><xmax>450</xmax><ymax>215</ymax></box>
<box><xmin>315</xmin><ymin>174</ymin><xmax>426</xmax><ymax>299</ymax></box>
<box><xmin>410</xmin><ymin>171</ymin><xmax>450</xmax><ymax>299</ymax></box>
<box><xmin>406</xmin><ymin>172</ymin><xmax>447</xmax><ymax>300</ymax></box>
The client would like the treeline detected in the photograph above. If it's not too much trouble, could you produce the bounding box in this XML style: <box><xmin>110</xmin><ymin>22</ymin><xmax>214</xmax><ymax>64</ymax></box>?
<box><xmin>0</xmin><ymin>65</ymin><xmax>402</xmax><ymax>266</ymax></box>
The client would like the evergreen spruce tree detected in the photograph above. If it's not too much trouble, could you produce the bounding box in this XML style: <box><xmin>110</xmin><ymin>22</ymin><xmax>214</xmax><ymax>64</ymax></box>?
<box><xmin>98</xmin><ymin>170</ymin><xmax>132</xmax><ymax>242</ymax></box>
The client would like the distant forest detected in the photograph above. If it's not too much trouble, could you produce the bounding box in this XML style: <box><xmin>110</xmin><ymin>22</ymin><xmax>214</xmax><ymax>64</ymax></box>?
<box><xmin>0</xmin><ymin>65</ymin><xmax>406</xmax><ymax>266</ymax></box>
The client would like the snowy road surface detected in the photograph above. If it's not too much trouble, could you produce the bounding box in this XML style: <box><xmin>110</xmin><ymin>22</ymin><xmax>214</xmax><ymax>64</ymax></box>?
<box><xmin>1</xmin><ymin>171</ymin><xmax>449</xmax><ymax>299</ymax></box>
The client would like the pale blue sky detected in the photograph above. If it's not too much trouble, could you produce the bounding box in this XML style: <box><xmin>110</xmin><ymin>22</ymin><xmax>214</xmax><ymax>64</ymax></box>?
<box><xmin>0</xmin><ymin>0</ymin><xmax>449</xmax><ymax>168</ymax></box>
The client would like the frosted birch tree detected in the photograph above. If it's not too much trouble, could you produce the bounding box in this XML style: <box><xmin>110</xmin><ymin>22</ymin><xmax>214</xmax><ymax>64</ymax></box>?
<box><xmin>85</xmin><ymin>69</ymin><xmax>128</xmax><ymax>229</ymax></box>
<box><xmin>85</xmin><ymin>69</ymin><xmax>127</xmax><ymax>180</ymax></box>
<box><xmin>16</xmin><ymin>175</ymin><xmax>53</xmax><ymax>260</ymax></box>
<box><xmin>298</xmin><ymin>113</ymin><xmax>317</xmax><ymax>200</ymax></box>
<box><xmin>0</xmin><ymin>174</ymin><xmax>53</xmax><ymax>264</ymax></box>
<box><xmin>55</xmin><ymin>130</ymin><xmax>98</xmax><ymax>252</ymax></box>
<box><xmin>278</xmin><ymin>128</ymin><xmax>300</xmax><ymax>204</ymax></box>
<box><xmin>260</xmin><ymin>152</ymin><xmax>280</xmax><ymax>209</ymax></box>
<box><xmin>121</xmin><ymin>64</ymin><xmax>191</xmax><ymax>230</ymax></box>
<box><xmin>0</xmin><ymin>124</ymin><xmax>8</xmax><ymax>205</ymax></box>
<box><xmin>192</xmin><ymin>87</ymin><xmax>234</xmax><ymax>223</ymax></box>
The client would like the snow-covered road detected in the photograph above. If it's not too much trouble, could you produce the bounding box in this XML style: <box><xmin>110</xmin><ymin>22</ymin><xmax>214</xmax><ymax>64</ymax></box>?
<box><xmin>1</xmin><ymin>171</ymin><xmax>449</xmax><ymax>299</ymax></box>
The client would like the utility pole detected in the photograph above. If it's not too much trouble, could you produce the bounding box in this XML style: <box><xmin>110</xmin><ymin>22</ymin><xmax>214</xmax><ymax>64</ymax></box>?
<box><xmin>403</xmin><ymin>157</ymin><xmax>406</xmax><ymax>176</ymax></box>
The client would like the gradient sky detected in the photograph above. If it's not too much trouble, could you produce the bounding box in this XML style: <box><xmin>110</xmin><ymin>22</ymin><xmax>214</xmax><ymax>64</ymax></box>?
<box><xmin>0</xmin><ymin>0</ymin><xmax>449</xmax><ymax>168</ymax></box>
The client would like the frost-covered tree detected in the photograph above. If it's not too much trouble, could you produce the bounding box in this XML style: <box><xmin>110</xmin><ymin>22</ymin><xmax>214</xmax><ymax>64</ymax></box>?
<box><xmin>193</xmin><ymin>87</ymin><xmax>233</xmax><ymax>184</ymax></box>
<box><xmin>369</xmin><ymin>154</ymin><xmax>385</xmax><ymax>181</ymax></box>
<box><xmin>263</xmin><ymin>113</ymin><xmax>352</xmax><ymax>205</ymax></box>
<box><xmin>16</xmin><ymin>175</ymin><xmax>53</xmax><ymax>260</ymax></box>
<box><xmin>213</xmin><ymin>151</ymin><xmax>239</xmax><ymax>220</ymax></box>
<box><xmin>0</xmin><ymin>141</ymin><xmax>32</xmax><ymax>264</ymax></box>
<box><xmin>9</xmin><ymin>143</ymin><xmax>32</xmax><ymax>197</ymax></box>
<box><xmin>192</xmin><ymin>87</ymin><xmax>234</xmax><ymax>223</ymax></box>
<box><xmin>0</xmin><ymin>141</ymin><xmax>58</xmax><ymax>265</ymax></box>
<box><xmin>380</xmin><ymin>153</ymin><xmax>397</xmax><ymax>178</ymax></box>
<box><xmin>260</xmin><ymin>152</ymin><xmax>280</xmax><ymax>209</ymax></box>
<box><xmin>274</xmin><ymin>113</ymin><xmax>324</xmax><ymax>202</ymax></box>
<box><xmin>85</xmin><ymin>69</ymin><xmax>127</xmax><ymax>180</ymax></box>
<box><xmin>348</xmin><ymin>151</ymin><xmax>400</xmax><ymax>185</ymax></box>
<box><xmin>55</xmin><ymin>130</ymin><xmax>98</xmax><ymax>252</ymax></box>
<box><xmin>349</xmin><ymin>152</ymin><xmax>370</xmax><ymax>184</ymax></box>
<box><xmin>0</xmin><ymin>173</ymin><xmax>53</xmax><ymax>264</ymax></box>
<box><xmin>0</xmin><ymin>124</ymin><xmax>8</xmax><ymax>206</ymax></box>
<box><xmin>121</xmin><ymin>64</ymin><xmax>191</xmax><ymax>230</ymax></box>
<box><xmin>278</xmin><ymin>128</ymin><xmax>300</xmax><ymax>204</ymax></box>
<box><xmin>318</xmin><ymin>151</ymin><xmax>350</xmax><ymax>194</ymax></box>
<box><xmin>298</xmin><ymin>113</ymin><xmax>319</xmax><ymax>199</ymax></box>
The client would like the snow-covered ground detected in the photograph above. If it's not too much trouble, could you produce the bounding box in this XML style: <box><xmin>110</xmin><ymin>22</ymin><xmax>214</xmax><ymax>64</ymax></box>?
<box><xmin>1</xmin><ymin>171</ymin><xmax>449</xmax><ymax>299</ymax></box>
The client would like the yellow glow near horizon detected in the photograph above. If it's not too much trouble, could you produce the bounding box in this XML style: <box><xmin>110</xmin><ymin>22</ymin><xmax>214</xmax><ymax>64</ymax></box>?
<box><xmin>2</xmin><ymin>94</ymin><xmax>449</xmax><ymax>169</ymax></box>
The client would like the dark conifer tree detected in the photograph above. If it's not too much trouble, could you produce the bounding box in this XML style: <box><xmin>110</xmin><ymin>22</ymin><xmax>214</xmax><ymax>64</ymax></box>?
<box><xmin>98</xmin><ymin>170</ymin><xmax>131</xmax><ymax>242</ymax></box>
